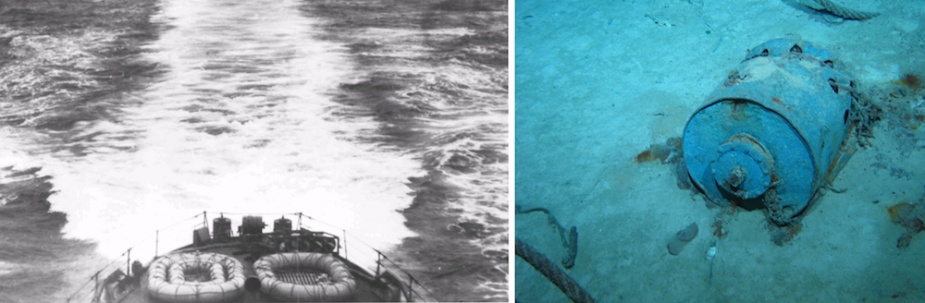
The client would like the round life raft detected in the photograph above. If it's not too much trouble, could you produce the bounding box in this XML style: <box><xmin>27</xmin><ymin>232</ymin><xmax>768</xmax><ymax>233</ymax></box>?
<box><xmin>254</xmin><ymin>252</ymin><xmax>357</xmax><ymax>302</ymax></box>
<box><xmin>147</xmin><ymin>252</ymin><xmax>245</xmax><ymax>303</ymax></box>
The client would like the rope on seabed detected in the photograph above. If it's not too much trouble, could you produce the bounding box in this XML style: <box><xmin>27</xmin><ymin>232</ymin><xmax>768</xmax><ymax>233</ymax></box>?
<box><xmin>515</xmin><ymin>238</ymin><xmax>596</xmax><ymax>303</ymax></box>
<box><xmin>813</xmin><ymin>0</ymin><xmax>879</xmax><ymax>21</ymax></box>
<box><xmin>515</xmin><ymin>205</ymin><xmax>578</xmax><ymax>269</ymax></box>
<box><xmin>796</xmin><ymin>0</ymin><xmax>880</xmax><ymax>21</ymax></box>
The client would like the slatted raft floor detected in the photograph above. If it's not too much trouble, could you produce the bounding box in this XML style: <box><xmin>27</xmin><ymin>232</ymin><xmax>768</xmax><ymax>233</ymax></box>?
<box><xmin>274</xmin><ymin>270</ymin><xmax>332</xmax><ymax>285</ymax></box>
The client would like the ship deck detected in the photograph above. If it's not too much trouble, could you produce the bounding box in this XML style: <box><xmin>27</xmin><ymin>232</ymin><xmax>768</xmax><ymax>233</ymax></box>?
<box><xmin>70</xmin><ymin>212</ymin><xmax>436</xmax><ymax>303</ymax></box>
<box><xmin>118</xmin><ymin>243</ymin><xmax>402</xmax><ymax>302</ymax></box>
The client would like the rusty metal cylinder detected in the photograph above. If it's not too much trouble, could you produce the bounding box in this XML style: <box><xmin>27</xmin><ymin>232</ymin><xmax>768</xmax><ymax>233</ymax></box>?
<box><xmin>682</xmin><ymin>39</ymin><xmax>857</xmax><ymax>224</ymax></box>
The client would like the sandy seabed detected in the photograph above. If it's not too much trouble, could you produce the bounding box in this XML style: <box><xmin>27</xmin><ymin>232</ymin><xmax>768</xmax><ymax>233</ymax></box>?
<box><xmin>515</xmin><ymin>0</ymin><xmax>925</xmax><ymax>302</ymax></box>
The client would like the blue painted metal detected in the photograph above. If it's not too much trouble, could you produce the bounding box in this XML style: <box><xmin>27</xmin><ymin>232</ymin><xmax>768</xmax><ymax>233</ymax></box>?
<box><xmin>682</xmin><ymin>39</ymin><xmax>857</xmax><ymax>224</ymax></box>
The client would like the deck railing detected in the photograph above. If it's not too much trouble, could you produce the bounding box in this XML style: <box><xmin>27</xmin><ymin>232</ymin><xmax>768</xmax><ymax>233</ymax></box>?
<box><xmin>65</xmin><ymin>211</ymin><xmax>437</xmax><ymax>302</ymax></box>
<box><xmin>293</xmin><ymin>213</ymin><xmax>438</xmax><ymax>302</ymax></box>
<box><xmin>66</xmin><ymin>212</ymin><xmax>203</xmax><ymax>303</ymax></box>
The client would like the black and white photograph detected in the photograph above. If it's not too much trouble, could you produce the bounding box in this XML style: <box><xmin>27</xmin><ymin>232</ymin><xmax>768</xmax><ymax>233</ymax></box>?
<box><xmin>0</xmin><ymin>0</ymin><xmax>508</xmax><ymax>301</ymax></box>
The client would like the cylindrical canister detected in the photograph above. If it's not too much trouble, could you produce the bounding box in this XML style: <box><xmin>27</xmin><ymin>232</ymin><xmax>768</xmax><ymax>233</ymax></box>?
<box><xmin>683</xmin><ymin>39</ymin><xmax>859</xmax><ymax>225</ymax></box>
<box><xmin>213</xmin><ymin>216</ymin><xmax>232</xmax><ymax>240</ymax></box>
<box><xmin>273</xmin><ymin>217</ymin><xmax>292</xmax><ymax>233</ymax></box>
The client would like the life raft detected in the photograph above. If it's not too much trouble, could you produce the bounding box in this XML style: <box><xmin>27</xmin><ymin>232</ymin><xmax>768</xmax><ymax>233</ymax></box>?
<box><xmin>147</xmin><ymin>252</ymin><xmax>245</xmax><ymax>303</ymax></box>
<box><xmin>254</xmin><ymin>252</ymin><xmax>357</xmax><ymax>302</ymax></box>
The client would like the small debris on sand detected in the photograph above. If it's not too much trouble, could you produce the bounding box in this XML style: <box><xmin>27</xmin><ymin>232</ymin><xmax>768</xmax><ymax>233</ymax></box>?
<box><xmin>667</xmin><ymin>222</ymin><xmax>698</xmax><ymax>255</ymax></box>
<box><xmin>769</xmin><ymin>221</ymin><xmax>803</xmax><ymax>246</ymax></box>
<box><xmin>677</xmin><ymin>222</ymin><xmax>698</xmax><ymax>241</ymax></box>
<box><xmin>887</xmin><ymin>201</ymin><xmax>925</xmax><ymax>249</ymax></box>
<box><xmin>635</xmin><ymin>137</ymin><xmax>682</xmax><ymax>165</ymax></box>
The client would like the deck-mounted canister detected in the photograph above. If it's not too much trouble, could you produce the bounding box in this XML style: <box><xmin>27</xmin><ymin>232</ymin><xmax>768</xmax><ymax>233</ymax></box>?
<box><xmin>683</xmin><ymin>39</ymin><xmax>862</xmax><ymax>225</ymax></box>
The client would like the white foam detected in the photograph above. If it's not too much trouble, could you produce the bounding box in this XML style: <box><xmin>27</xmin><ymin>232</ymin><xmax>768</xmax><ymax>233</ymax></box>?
<box><xmin>13</xmin><ymin>0</ymin><xmax>424</xmax><ymax>263</ymax></box>
<box><xmin>349</xmin><ymin>21</ymin><xmax>509</xmax><ymax>256</ymax></box>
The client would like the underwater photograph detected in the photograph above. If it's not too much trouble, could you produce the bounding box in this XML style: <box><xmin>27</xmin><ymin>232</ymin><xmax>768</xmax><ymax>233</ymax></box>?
<box><xmin>515</xmin><ymin>0</ymin><xmax>924</xmax><ymax>302</ymax></box>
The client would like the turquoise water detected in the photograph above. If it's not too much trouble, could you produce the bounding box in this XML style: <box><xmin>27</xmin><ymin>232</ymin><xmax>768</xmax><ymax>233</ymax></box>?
<box><xmin>515</xmin><ymin>0</ymin><xmax>925</xmax><ymax>302</ymax></box>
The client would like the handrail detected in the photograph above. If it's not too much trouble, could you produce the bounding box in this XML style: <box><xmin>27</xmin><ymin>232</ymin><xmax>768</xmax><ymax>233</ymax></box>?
<box><xmin>294</xmin><ymin>212</ymin><xmax>438</xmax><ymax>302</ymax></box>
<box><xmin>65</xmin><ymin>211</ymin><xmax>438</xmax><ymax>302</ymax></box>
<box><xmin>375</xmin><ymin>249</ymin><xmax>439</xmax><ymax>301</ymax></box>
<box><xmin>66</xmin><ymin>213</ymin><xmax>202</xmax><ymax>302</ymax></box>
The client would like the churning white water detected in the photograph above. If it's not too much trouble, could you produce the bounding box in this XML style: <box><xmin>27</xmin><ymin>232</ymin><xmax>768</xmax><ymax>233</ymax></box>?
<box><xmin>1</xmin><ymin>0</ymin><xmax>509</xmax><ymax>300</ymax></box>
<box><xmin>2</xmin><ymin>0</ymin><xmax>422</xmax><ymax>264</ymax></box>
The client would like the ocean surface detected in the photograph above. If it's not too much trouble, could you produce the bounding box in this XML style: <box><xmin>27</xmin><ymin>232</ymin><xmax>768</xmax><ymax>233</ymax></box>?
<box><xmin>0</xmin><ymin>0</ymin><xmax>507</xmax><ymax>301</ymax></box>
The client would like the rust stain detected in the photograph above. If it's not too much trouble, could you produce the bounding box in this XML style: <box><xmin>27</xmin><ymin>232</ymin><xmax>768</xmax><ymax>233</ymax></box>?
<box><xmin>896</xmin><ymin>73</ymin><xmax>921</xmax><ymax>91</ymax></box>
<box><xmin>770</xmin><ymin>221</ymin><xmax>804</xmax><ymax>245</ymax></box>
<box><xmin>635</xmin><ymin>150</ymin><xmax>653</xmax><ymax>163</ymax></box>
<box><xmin>712</xmin><ymin>220</ymin><xmax>726</xmax><ymax>238</ymax></box>
<box><xmin>770</xmin><ymin>97</ymin><xmax>792</xmax><ymax>111</ymax></box>
<box><xmin>636</xmin><ymin>143</ymin><xmax>674</xmax><ymax>164</ymax></box>
<box><xmin>824</xmin><ymin>150</ymin><xmax>842</xmax><ymax>183</ymax></box>
<box><xmin>787</xmin><ymin>222</ymin><xmax>803</xmax><ymax>238</ymax></box>
<box><xmin>888</xmin><ymin>202</ymin><xmax>914</xmax><ymax>224</ymax></box>
<box><xmin>731</xmin><ymin>100</ymin><xmax>748</xmax><ymax>119</ymax></box>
